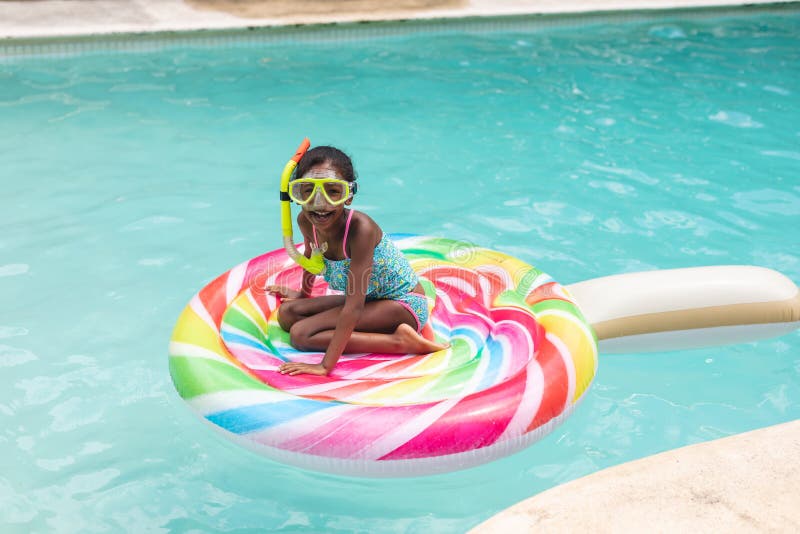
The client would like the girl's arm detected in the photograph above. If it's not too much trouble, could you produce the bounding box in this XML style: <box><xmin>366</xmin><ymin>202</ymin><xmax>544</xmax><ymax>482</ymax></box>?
<box><xmin>279</xmin><ymin>217</ymin><xmax>379</xmax><ymax>376</ymax></box>
<box><xmin>318</xmin><ymin>221</ymin><xmax>377</xmax><ymax>373</ymax></box>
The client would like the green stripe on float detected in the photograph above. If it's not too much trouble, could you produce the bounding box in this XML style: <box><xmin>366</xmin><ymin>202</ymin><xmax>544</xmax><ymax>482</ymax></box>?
<box><xmin>529</xmin><ymin>298</ymin><xmax>584</xmax><ymax>318</ymax></box>
<box><xmin>223</xmin><ymin>306</ymin><xmax>265</xmax><ymax>341</ymax></box>
<box><xmin>494</xmin><ymin>291</ymin><xmax>530</xmax><ymax>309</ymax></box>
<box><xmin>169</xmin><ymin>355</ymin><xmax>271</xmax><ymax>399</ymax></box>
<box><xmin>494</xmin><ymin>291</ymin><xmax>585</xmax><ymax>321</ymax></box>
<box><xmin>267</xmin><ymin>322</ymin><xmax>291</xmax><ymax>345</ymax></box>
<box><xmin>403</xmin><ymin>248</ymin><xmax>446</xmax><ymax>260</ymax></box>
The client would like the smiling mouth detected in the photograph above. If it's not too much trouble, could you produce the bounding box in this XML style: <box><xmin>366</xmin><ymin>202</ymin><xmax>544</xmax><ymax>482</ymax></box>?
<box><xmin>309</xmin><ymin>210</ymin><xmax>335</xmax><ymax>223</ymax></box>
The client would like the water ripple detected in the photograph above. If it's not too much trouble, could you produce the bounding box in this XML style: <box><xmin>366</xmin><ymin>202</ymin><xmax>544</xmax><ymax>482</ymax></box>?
<box><xmin>48</xmin><ymin>397</ymin><xmax>105</xmax><ymax>433</ymax></box>
<box><xmin>0</xmin><ymin>345</ymin><xmax>37</xmax><ymax>368</ymax></box>
<box><xmin>121</xmin><ymin>216</ymin><xmax>184</xmax><ymax>232</ymax></box>
<box><xmin>732</xmin><ymin>189</ymin><xmax>800</xmax><ymax>216</ymax></box>
<box><xmin>0</xmin><ymin>264</ymin><xmax>29</xmax><ymax>277</ymax></box>
<box><xmin>583</xmin><ymin>161</ymin><xmax>659</xmax><ymax>185</ymax></box>
<box><xmin>709</xmin><ymin>110</ymin><xmax>764</xmax><ymax>128</ymax></box>
<box><xmin>0</xmin><ymin>326</ymin><xmax>28</xmax><ymax>339</ymax></box>
<box><xmin>760</xmin><ymin>149</ymin><xmax>800</xmax><ymax>161</ymax></box>
<box><xmin>0</xmin><ymin>479</ymin><xmax>37</xmax><ymax>524</ymax></box>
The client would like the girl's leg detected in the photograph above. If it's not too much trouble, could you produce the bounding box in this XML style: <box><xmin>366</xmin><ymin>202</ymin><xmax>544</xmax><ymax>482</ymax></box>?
<box><xmin>277</xmin><ymin>295</ymin><xmax>346</xmax><ymax>331</ymax></box>
<box><xmin>289</xmin><ymin>299</ymin><xmax>448</xmax><ymax>354</ymax></box>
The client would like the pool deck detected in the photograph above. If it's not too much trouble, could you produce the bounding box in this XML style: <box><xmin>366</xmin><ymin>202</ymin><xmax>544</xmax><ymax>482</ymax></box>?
<box><xmin>2</xmin><ymin>0</ymin><xmax>799</xmax><ymax>531</ymax></box>
<box><xmin>471</xmin><ymin>420</ymin><xmax>800</xmax><ymax>532</ymax></box>
<box><xmin>0</xmin><ymin>0</ymin><xmax>797</xmax><ymax>39</ymax></box>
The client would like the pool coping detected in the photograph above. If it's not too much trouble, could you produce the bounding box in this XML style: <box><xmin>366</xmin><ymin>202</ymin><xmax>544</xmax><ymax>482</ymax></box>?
<box><xmin>471</xmin><ymin>419</ymin><xmax>800</xmax><ymax>532</ymax></box>
<box><xmin>0</xmin><ymin>0</ymin><xmax>798</xmax><ymax>42</ymax></box>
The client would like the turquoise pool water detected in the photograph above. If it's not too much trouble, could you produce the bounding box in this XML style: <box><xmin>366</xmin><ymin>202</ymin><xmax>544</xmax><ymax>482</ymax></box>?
<box><xmin>2</xmin><ymin>8</ymin><xmax>799</xmax><ymax>532</ymax></box>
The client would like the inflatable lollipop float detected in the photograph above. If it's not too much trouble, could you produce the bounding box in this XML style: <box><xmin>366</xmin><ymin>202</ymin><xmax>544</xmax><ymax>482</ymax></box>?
<box><xmin>168</xmin><ymin>140</ymin><xmax>800</xmax><ymax>477</ymax></box>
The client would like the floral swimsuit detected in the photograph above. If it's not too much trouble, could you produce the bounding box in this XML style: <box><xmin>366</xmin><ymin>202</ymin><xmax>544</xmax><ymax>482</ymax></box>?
<box><xmin>312</xmin><ymin>210</ymin><xmax>429</xmax><ymax>332</ymax></box>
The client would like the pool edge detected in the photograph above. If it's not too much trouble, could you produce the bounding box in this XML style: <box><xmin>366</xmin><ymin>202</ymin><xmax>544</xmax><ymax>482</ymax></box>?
<box><xmin>0</xmin><ymin>0</ymin><xmax>798</xmax><ymax>42</ymax></box>
<box><xmin>471</xmin><ymin>419</ymin><xmax>800</xmax><ymax>532</ymax></box>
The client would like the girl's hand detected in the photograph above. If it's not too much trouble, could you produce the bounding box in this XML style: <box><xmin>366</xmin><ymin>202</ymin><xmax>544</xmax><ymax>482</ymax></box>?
<box><xmin>266</xmin><ymin>285</ymin><xmax>303</xmax><ymax>300</ymax></box>
<box><xmin>278</xmin><ymin>362</ymin><xmax>329</xmax><ymax>376</ymax></box>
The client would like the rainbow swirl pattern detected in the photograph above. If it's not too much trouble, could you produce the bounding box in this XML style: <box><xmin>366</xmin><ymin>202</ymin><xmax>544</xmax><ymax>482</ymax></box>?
<box><xmin>169</xmin><ymin>235</ymin><xmax>597</xmax><ymax>476</ymax></box>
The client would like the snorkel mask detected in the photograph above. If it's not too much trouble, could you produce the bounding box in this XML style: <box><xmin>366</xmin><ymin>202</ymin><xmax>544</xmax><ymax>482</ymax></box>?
<box><xmin>288</xmin><ymin>176</ymin><xmax>355</xmax><ymax>207</ymax></box>
<box><xmin>279</xmin><ymin>138</ymin><xmax>327</xmax><ymax>275</ymax></box>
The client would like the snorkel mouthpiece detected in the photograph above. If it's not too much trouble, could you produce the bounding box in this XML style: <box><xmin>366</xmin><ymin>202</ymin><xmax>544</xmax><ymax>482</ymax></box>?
<box><xmin>280</xmin><ymin>138</ymin><xmax>327</xmax><ymax>275</ymax></box>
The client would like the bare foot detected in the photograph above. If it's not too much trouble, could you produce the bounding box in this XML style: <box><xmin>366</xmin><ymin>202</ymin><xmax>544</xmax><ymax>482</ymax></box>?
<box><xmin>395</xmin><ymin>323</ymin><xmax>450</xmax><ymax>354</ymax></box>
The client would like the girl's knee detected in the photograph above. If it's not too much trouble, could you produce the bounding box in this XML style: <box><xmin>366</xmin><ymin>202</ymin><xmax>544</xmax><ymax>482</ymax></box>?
<box><xmin>288</xmin><ymin>322</ymin><xmax>313</xmax><ymax>351</ymax></box>
<box><xmin>277</xmin><ymin>301</ymin><xmax>301</xmax><ymax>331</ymax></box>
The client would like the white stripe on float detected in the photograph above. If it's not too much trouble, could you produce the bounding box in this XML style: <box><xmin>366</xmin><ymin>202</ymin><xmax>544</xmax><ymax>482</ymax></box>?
<box><xmin>536</xmin><ymin>308</ymin><xmax>598</xmax><ymax>364</ymax></box>
<box><xmin>190</xmin><ymin>294</ymin><xmax>218</xmax><ymax>333</ymax></box>
<box><xmin>403</xmin><ymin>344</ymin><xmax>453</xmax><ymax>377</ymax></box>
<box><xmin>168</xmin><ymin>341</ymin><xmax>235</xmax><ymax>366</ymax></box>
<box><xmin>438</xmin><ymin>276</ymin><xmax>478</xmax><ymax>298</ymax></box>
<box><xmin>357</xmin><ymin>395</ymin><xmax>462</xmax><ymax>461</ymax></box>
<box><xmin>244</xmin><ymin>291</ymin><xmax>270</xmax><ymax>327</ymax></box>
<box><xmin>226</xmin><ymin>262</ymin><xmax>248</xmax><ymax>304</ymax></box>
<box><xmin>283</xmin><ymin>380</ymin><xmax>363</xmax><ymax>396</ymax></box>
<box><xmin>254</xmin><ymin>403</ymin><xmax>357</xmax><ymax>448</ymax></box>
<box><xmin>387</xmin><ymin>372</ymin><xmax>447</xmax><ymax>405</ymax></box>
<box><xmin>490</xmin><ymin>324</ymin><xmax>516</xmax><ymax>380</ymax></box>
<box><xmin>498</xmin><ymin>357</ymin><xmax>544</xmax><ymax>440</ymax></box>
<box><xmin>434</xmin><ymin>288</ymin><xmax>494</xmax><ymax>326</ymax></box>
<box><xmin>189</xmin><ymin>388</ymin><xmax>293</xmax><ymax>415</ymax></box>
<box><xmin>455</xmin><ymin>332</ymin><xmax>493</xmax><ymax>398</ymax></box>
<box><xmin>220</xmin><ymin>322</ymin><xmax>267</xmax><ymax>351</ymax></box>
<box><xmin>346</xmin><ymin>377</ymin><xmax>418</xmax><ymax>404</ymax></box>
<box><xmin>475</xmin><ymin>264</ymin><xmax>514</xmax><ymax>289</ymax></box>
<box><xmin>527</xmin><ymin>272</ymin><xmax>554</xmax><ymax>293</ymax></box>
<box><xmin>343</xmin><ymin>355</ymin><xmax>417</xmax><ymax>380</ymax></box>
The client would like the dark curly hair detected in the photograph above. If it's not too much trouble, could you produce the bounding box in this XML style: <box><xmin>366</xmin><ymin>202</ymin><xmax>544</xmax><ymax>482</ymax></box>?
<box><xmin>294</xmin><ymin>145</ymin><xmax>357</xmax><ymax>183</ymax></box>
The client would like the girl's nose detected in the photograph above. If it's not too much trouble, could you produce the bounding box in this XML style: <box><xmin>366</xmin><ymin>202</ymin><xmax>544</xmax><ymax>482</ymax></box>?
<box><xmin>312</xmin><ymin>189</ymin><xmax>327</xmax><ymax>208</ymax></box>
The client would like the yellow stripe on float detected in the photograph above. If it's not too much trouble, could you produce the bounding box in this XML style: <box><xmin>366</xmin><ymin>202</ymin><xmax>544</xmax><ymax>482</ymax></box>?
<box><xmin>170</xmin><ymin>305</ymin><xmax>229</xmax><ymax>358</ymax></box>
<box><xmin>536</xmin><ymin>310</ymin><xmax>598</xmax><ymax>401</ymax></box>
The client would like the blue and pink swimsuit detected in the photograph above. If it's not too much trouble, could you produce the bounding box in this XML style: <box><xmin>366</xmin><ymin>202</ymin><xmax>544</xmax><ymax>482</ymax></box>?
<box><xmin>312</xmin><ymin>210</ymin><xmax>429</xmax><ymax>332</ymax></box>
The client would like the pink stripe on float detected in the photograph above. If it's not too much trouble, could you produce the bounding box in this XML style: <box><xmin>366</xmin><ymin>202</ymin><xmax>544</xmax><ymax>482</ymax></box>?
<box><xmin>243</xmin><ymin>248</ymin><xmax>291</xmax><ymax>295</ymax></box>
<box><xmin>222</xmin><ymin>345</ymin><xmax>280</xmax><ymax>369</ymax></box>
<box><xmin>199</xmin><ymin>271</ymin><xmax>231</xmax><ymax>327</ymax></box>
<box><xmin>277</xmin><ymin>404</ymin><xmax>432</xmax><ymax>458</ymax></box>
<box><xmin>526</xmin><ymin>334</ymin><xmax>569</xmax><ymax>433</ymax></box>
<box><xmin>378</xmin><ymin>368</ymin><xmax>528</xmax><ymax>460</ymax></box>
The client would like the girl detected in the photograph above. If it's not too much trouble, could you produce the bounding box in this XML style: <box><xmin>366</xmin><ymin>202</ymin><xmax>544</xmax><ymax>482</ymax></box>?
<box><xmin>268</xmin><ymin>146</ymin><xmax>448</xmax><ymax>376</ymax></box>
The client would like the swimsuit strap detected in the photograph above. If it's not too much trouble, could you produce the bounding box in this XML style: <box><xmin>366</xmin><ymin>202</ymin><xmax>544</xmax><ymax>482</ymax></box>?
<box><xmin>311</xmin><ymin>210</ymin><xmax>355</xmax><ymax>257</ymax></box>
<box><xmin>312</xmin><ymin>223</ymin><xmax>318</xmax><ymax>248</ymax></box>
<box><xmin>343</xmin><ymin>209</ymin><xmax>355</xmax><ymax>259</ymax></box>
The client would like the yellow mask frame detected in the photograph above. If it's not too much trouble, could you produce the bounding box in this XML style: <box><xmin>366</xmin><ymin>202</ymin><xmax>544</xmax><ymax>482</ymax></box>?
<box><xmin>288</xmin><ymin>177</ymin><xmax>354</xmax><ymax>206</ymax></box>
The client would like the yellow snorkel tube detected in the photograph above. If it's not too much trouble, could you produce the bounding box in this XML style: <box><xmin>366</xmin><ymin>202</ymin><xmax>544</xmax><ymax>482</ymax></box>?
<box><xmin>280</xmin><ymin>138</ymin><xmax>327</xmax><ymax>275</ymax></box>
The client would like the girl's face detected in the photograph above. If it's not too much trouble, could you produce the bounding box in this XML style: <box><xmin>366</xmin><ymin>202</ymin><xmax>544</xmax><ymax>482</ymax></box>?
<box><xmin>300</xmin><ymin>162</ymin><xmax>351</xmax><ymax>230</ymax></box>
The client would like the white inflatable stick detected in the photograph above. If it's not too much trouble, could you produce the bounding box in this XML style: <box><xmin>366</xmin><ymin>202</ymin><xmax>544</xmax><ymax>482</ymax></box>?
<box><xmin>566</xmin><ymin>266</ymin><xmax>800</xmax><ymax>353</ymax></box>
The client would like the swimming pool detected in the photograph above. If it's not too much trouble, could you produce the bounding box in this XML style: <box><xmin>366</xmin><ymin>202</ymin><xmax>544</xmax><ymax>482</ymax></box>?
<box><xmin>1</xmin><ymin>7</ymin><xmax>798</xmax><ymax>531</ymax></box>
